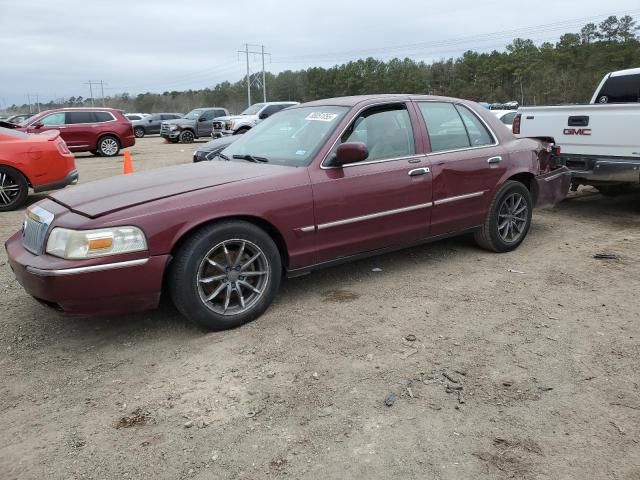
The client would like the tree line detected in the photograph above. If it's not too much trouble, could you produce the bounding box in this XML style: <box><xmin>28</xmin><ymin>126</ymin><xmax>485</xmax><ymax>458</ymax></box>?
<box><xmin>6</xmin><ymin>15</ymin><xmax>639</xmax><ymax>115</ymax></box>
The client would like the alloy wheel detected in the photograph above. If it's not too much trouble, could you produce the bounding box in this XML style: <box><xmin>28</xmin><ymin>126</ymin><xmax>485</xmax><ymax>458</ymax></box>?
<box><xmin>0</xmin><ymin>171</ymin><xmax>21</xmax><ymax>207</ymax></box>
<box><xmin>100</xmin><ymin>137</ymin><xmax>119</xmax><ymax>156</ymax></box>
<box><xmin>197</xmin><ymin>239</ymin><xmax>269</xmax><ymax>316</ymax></box>
<box><xmin>497</xmin><ymin>192</ymin><xmax>528</xmax><ymax>243</ymax></box>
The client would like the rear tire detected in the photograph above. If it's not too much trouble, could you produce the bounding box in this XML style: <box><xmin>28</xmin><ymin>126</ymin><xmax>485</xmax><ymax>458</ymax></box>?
<box><xmin>134</xmin><ymin>127</ymin><xmax>145</xmax><ymax>138</ymax></box>
<box><xmin>0</xmin><ymin>166</ymin><xmax>29</xmax><ymax>212</ymax></box>
<box><xmin>97</xmin><ymin>135</ymin><xmax>121</xmax><ymax>157</ymax></box>
<box><xmin>474</xmin><ymin>180</ymin><xmax>533</xmax><ymax>253</ymax></box>
<box><xmin>169</xmin><ymin>221</ymin><xmax>282</xmax><ymax>331</ymax></box>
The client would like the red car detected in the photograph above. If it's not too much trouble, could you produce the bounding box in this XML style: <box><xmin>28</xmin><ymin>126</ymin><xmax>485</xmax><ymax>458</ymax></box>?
<box><xmin>16</xmin><ymin>108</ymin><xmax>135</xmax><ymax>157</ymax></box>
<box><xmin>5</xmin><ymin>95</ymin><xmax>570</xmax><ymax>330</ymax></box>
<box><xmin>0</xmin><ymin>127</ymin><xmax>77</xmax><ymax>211</ymax></box>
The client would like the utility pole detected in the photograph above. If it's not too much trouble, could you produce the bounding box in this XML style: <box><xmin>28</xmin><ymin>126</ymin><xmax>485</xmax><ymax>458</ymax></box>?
<box><xmin>86</xmin><ymin>81</ymin><xmax>95</xmax><ymax>106</ymax></box>
<box><xmin>238</xmin><ymin>44</ymin><xmax>271</xmax><ymax>108</ymax></box>
<box><xmin>100</xmin><ymin>80</ymin><xmax>105</xmax><ymax>107</ymax></box>
<box><xmin>262</xmin><ymin>45</ymin><xmax>266</xmax><ymax>103</ymax></box>
<box><xmin>26</xmin><ymin>93</ymin><xmax>32</xmax><ymax>113</ymax></box>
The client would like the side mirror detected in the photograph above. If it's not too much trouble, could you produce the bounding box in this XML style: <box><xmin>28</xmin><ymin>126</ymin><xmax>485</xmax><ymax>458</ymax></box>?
<box><xmin>198</xmin><ymin>117</ymin><xmax>207</xmax><ymax>122</ymax></box>
<box><xmin>33</xmin><ymin>122</ymin><xmax>44</xmax><ymax>129</ymax></box>
<box><xmin>329</xmin><ymin>142</ymin><xmax>369</xmax><ymax>167</ymax></box>
<box><xmin>259</xmin><ymin>112</ymin><xmax>269</xmax><ymax>120</ymax></box>
<box><xmin>148</xmin><ymin>119</ymin><xmax>153</xmax><ymax>123</ymax></box>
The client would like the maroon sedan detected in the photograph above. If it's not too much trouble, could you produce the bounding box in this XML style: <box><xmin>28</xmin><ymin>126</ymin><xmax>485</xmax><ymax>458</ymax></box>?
<box><xmin>5</xmin><ymin>95</ymin><xmax>570</xmax><ymax>330</ymax></box>
<box><xmin>16</xmin><ymin>108</ymin><xmax>135</xmax><ymax>157</ymax></box>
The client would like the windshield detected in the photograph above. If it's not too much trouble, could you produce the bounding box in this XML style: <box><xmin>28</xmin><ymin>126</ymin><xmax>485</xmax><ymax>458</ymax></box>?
<box><xmin>240</xmin><ymin>103</ymin><xmax>266</xmax><ymax>115</ymax></box>
<box><xmin>221</xmin><ymin>106</ymin><xmax>348</xmax><ymax>167</ymax></box>
<box><xmin>182</xmin><ymin>109</ymin><xmax>203</xmax><ymax>120</ymax></box>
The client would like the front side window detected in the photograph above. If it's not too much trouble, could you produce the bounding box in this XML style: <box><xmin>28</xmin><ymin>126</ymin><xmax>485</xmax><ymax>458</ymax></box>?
<box><xmin>200</xmin><ymin>110</ymin><xmax>218</xmax><ymax>121</ymax></box>
<box><xmin>222</xmin><ymin>106</ymin><xmax>348</xmax><ymax>166</ymax></box>
<box><xmin>334</xmin><ymin>104</ymin><xmax>416</xmax><ymax>162</ymax></box>
<box><xmin>39</xmin><ymin>112</ymin><xmax>65</xmax><ymax>126</ymax></box>
<box><xmin>66</xmin><ymin>112</ymin><xmax>94</xmax><ymax>124</ymax></box>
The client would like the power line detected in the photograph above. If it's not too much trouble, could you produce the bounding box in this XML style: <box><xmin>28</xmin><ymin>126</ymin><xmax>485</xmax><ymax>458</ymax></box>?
<box><xmin>238</xmin><ymin>44</ymin><xmax>271</xmax><ymax>107</ymax></box>
<box><xmin>272</xmin><ymin>8</ymin><xmax>640</xmax><ymax>64</ymax></box>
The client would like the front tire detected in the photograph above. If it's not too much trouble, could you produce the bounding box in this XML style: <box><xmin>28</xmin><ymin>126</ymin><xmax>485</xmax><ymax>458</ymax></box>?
<box><xmin>97</xmin><ymin>135</ymin><xmax>121</xmax><ymax>157</ymax></box>
<box><xmin>169</xmin><ymin>221</ymin><xmax>282</xmax><ymax>330</ymax></box>
<box><xmin>233</xmin><ymin>127</ymin><xmax>250</xmax><ymax>135</ymax></box>
<box><xmin>179</xmin><ymin>130</ymin><xmax>195</xmax><ymax>143</ymax></box>
<box><xmin>474</xmin><ymin>180</ymin><xmax>533</xmax><ymax>253</ymax></box>
<box><xmin>134</xmin><ymin>127</ymin><xmax>145</xmax><ymax>138</ymax></box>
<box><xmin>0</xmin><ymin>166</ymin><xmax>29</xmax><ymax>211</ymax></box>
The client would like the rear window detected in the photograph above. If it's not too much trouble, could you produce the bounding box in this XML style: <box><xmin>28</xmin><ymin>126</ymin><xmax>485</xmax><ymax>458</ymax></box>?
<box><xmin>94</xmin><ymin>112</ymin><xmax>115</xmax><ymax>122</ymax></box>
<box><xmin>0</xmin><ymin>127</ymin><xmax>29</xmax><ymax>138</ymax></box>
<box><xmin>597</xmin><ymin>73</ymin><xmax>640</xmax><ymax>103</ymax></box>
<box><xmin>66</xmin><ymin>112</ymin><xmax>94</xmax><ymax>124</ymax></box>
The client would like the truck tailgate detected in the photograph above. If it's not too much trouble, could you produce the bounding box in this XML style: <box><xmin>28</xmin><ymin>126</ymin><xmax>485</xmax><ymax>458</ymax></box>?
<box><xmin>516</xmin><ymin>104</ymin><xmax>640</xmax><ymax>158</ymax></box>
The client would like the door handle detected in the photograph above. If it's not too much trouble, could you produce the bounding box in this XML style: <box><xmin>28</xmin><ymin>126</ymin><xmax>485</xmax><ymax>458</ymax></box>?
<box><xmin>408</xmin><ymin>167</ymin><xmax>430</xmax><ymax>176</ymax></box>
<box><xmin>487</xmin><ymin>156</ymin><xmax>502</xmax><ymax>164</ymax></box>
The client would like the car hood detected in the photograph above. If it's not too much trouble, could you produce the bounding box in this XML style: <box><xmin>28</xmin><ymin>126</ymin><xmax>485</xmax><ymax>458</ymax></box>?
<box><xmin>215</xmin><ymin>114</ymin><xmax>256</xmax><ymax>122</ymax></box>
<box><xmin>49</xmin><ymin>161</ymin><xmax>280</xmax><ymax>218</ymax></box>
<box><xmin>196</xmin><ymin>135</ymin><xmax>239</xmax><ymax>153</ymax></box>
<box><xmin>161</xmin><ymin>118</ymin><xmax>195</xmax><ymax>126</ymax></box>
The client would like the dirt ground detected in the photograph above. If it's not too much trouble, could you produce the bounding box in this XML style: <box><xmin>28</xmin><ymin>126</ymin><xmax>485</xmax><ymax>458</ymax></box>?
<box><xmin>1</xmin><ymin>137</ymin><xmax>639</xmax><ymax>480</ymax></box>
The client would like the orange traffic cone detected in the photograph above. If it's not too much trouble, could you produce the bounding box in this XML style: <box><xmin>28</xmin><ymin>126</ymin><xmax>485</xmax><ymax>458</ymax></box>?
<box><xmin>123</xmin><ymin>150</ymin><xmax>134</xmax><ymax>174</ymax></box>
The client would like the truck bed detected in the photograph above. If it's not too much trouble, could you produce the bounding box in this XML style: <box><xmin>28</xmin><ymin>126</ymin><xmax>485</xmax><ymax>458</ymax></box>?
<box><xmin>515</xmin><ymin>103</ymin><xmax>640</xmax><ymax>158</ymax></box>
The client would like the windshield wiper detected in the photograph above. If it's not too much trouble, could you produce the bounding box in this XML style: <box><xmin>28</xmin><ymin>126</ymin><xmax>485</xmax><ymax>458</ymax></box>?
<box><xmin>206</xmin><ymin>151</ymin><xmax>231</xmax><ymax>161</ymax></box>
<box><xmin>232</xmin><ymin>154</ymin><xmax>269</xmax><ymax>163</ymax></box>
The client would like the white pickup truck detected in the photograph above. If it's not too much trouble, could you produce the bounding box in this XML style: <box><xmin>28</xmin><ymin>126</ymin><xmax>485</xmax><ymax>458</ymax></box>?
<box><xmin>513</xmin><ymin>68</ymin><xmax>640</xmax><ymax>195</ymax></box>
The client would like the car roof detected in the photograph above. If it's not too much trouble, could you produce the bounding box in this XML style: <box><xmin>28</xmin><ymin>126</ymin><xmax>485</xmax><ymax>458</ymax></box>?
<box><xmin>610</xmin><ymin>67</ymin><xmax>640</xmax><ymax>77</ymax></box>
<box><xmin>297</xmin><ymin>94</ymin><xmax>481</xmax><ymax>108</ymax></box>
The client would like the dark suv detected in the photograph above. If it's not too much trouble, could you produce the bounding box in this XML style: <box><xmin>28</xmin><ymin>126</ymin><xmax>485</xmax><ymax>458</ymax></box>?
<box><xmin>160</xmin><ymin>107</ymin><xmax>229</xmax><ymax>143</ymax></box>
<box><xmin>132</xmin><ymin>113</ymin><xmax>183</xmax><ymax>138</ymax></box>
<box><xmin>18</xmin><ymin>108</ymin><xmax>135</xmax><ymax>157</ymax></box>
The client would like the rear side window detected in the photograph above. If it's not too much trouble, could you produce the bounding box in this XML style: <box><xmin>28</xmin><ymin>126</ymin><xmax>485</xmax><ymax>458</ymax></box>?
<box><xmin>66</xmin><ymin>112</ymin><xmax>94</xmax><ymax>124</ymax></box>
<box><xmin>455</xmin><ymin>105</ymin><xmax>494</xmax><ymax>147</ymax></box>
<box><xmin>93</xmin><ymin>112</ymin><xmax>115</xmax><ymax>122</ymax></box>
<box><xmin>200</xmin><ymin>110</ymin><xmax>217</xmax><ymax>121</ymax></box>
<box><xmin>214</xmin><ymin>110</ymin><xmax>226</xmax><ymax>118</ymax></box>
<box><xmin>597</xmin><ymin>73</ymin><xmax>640</xmax><ymax>103</ymax></box>
<box><xmin>418</xmin><ymin>102</ymin><xmax>470</xmax><ymax>152</ymax></box>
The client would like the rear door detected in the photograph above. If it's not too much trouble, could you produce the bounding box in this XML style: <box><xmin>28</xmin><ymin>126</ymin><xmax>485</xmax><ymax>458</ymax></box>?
<box><xmin>308</xmin><ymin>102</ymin><xmax>433</xmax><ymax>264</ymax></box>
<box><xmin>416</xmin><ymin>101</ymin><xmax>505</xmax><ymax>236</ymax></box>
<box><xmin>63</xmin><ymin>111</ymin><xmax>96</xmax><ymax>150</ymax></box>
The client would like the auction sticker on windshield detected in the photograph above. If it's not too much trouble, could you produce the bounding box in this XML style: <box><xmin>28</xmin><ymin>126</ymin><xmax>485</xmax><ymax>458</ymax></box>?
<box><xmin>306</xmin><ymin>112</ymin><xmax>338</xmax><ymax>122</ymax></box>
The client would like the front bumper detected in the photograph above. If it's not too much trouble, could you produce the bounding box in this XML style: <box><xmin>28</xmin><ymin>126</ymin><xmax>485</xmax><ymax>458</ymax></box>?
<box><xmin>160</xmin><ymin>131</ymin><xmax>180</xmax><ymax>140</ymax></box>
<box><xmin>5</xmin><ymin>232</ymin><xmax>169</xmax><ymax>316</ymax></box>
<box><xmin>211</xmin><ymin>129</ymin><xmax>233</xmax><ymax>138</ymax></box>
<box><xmin>534</xmin><ymin>166</ymin><xmax>572</xmax><ymax>207</ymax></box>
<box><xmin>33</xmin><ymin>169</ymin><xmax>79</xmax><ymax>193</ymax></box>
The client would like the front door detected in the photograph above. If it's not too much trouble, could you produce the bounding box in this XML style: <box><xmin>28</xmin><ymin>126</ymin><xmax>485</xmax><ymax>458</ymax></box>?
<box><xmin>415</xmin><ymin>101</ymin><xmax>506</xmax><ymax>236</ymax></box>
<box><xmin>26</xmin><ymin>112</ymin><xmax>66</xmax><ymax>138</ymax></box>
<box><xmin>197</xmin><ymin>110</ymin><xmax>216</xmax><ymax>137</ymax></box>
<box><xmin>308</xmin><ymin>102</ymin><xmax>433</xmax><ymax>265</ymax></box>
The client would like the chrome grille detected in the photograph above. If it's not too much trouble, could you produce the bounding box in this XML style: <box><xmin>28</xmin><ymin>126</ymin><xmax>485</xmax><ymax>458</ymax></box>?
<box><xmin>212</xmin><ymin>121</ymin><xmax>223</xmax><ymax>129</ymax></box>
<box><xmin>22</xmin><ymin>206</ymin><xmax>54</xmax><ymax>255</ymax></box>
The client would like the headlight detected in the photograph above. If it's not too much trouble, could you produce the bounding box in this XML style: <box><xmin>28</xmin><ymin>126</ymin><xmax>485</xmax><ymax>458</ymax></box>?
<box><xmin>225</xmin><ymin>121</ymin><xmax>234</xmax><ymax>130</ymax></box>
<box><xmin>170</xmin><ymin>124</ymin><xmax>179</xmax><ymax>131</ymax></box>
<box><xmin>46</xmin><ymin>227</ymin><xmax>147</xmax><ymax>259</ymax></box>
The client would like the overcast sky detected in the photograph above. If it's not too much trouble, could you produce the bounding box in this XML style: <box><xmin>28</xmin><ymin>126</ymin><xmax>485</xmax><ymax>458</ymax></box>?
<box><xmin>1</xmin><ymin>0</ymin><xmax>639</xmax><ymax>108</ymax></box>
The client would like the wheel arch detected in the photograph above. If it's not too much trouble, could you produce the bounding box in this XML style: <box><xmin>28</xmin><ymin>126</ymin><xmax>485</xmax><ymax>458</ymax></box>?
<box><xmin>168</xmin><ymin>215</ymin><xmax>290</xmax><ymax>272</ymax></box>
<box><xmin>506</xmin><ymin>171</ymin><xmax>537</xmax><ymax>204</ymax></box>
<box><xmin>0</xmin><ymin>161</ymin><xmax>33</xmax><ymax>187</ymax></box>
